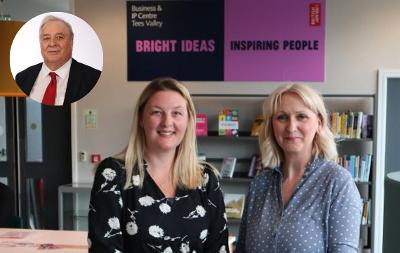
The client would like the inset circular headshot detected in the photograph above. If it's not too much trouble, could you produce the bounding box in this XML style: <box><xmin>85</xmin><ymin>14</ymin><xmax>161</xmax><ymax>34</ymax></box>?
<box><xmin>10</xmin><ymin>12</ymin><xmax>103</xmax><ymax>106</ymax></box>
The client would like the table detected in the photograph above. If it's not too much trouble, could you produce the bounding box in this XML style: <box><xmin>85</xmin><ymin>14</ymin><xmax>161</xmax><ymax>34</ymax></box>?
<box><xmin>0</xmin><ymin>228</ymin><xmax>87</xmax><ymax>252</ymax></box>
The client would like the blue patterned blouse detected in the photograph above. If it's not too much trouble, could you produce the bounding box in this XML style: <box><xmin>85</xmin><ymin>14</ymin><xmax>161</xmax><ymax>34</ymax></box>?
<box><xmin>235</xmin><ymin>158</ymin><xmax>362</xmax><ymax>253</ymax></box>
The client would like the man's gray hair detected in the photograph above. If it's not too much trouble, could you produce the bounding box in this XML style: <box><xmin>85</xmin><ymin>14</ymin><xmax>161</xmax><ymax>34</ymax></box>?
<box><xmin>39</xmin><ymin>15</ymin><xmax>74</xmax><ymax>41</ymax></box>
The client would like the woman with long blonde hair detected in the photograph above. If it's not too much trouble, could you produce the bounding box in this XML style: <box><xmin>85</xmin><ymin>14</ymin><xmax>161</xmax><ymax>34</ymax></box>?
<box><xmin>88</xmin><ymin>77</ymin><xmax>228</xmax><ymax>253</ymax></box>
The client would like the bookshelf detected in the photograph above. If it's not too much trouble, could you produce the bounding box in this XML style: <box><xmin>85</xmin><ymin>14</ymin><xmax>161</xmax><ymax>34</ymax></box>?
<box><xmin>58</xmin><ymin>183</ymin><xmax>91</xmax><ymax>231</ymax></box>
<box><xmin>193</xmin><ymin>94</ymin><xmax>264</xmax><ymax>237</ymax></box>
<box><xmin>192</xmin><ymin>94</ymin><xmax>375</xmax><ymax>252</ymax></box>
<box><xmin>325</xmin><ymin>96</ymin><xmax>374</xmax><ymax>252</ymax></box>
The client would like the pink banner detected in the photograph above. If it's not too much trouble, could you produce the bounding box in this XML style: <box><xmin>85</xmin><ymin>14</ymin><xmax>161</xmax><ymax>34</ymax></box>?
<box><xmin>224</xmin><ymin>0</ymin><xmax>325</xmax><ymax>81</ymax></box>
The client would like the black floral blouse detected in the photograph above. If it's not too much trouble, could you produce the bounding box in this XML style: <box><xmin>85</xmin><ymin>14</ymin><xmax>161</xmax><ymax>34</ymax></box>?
<box><xmin>88</xmin><ymin>157</ymin><xmax>229</xmax><ymax>253</ymax></box>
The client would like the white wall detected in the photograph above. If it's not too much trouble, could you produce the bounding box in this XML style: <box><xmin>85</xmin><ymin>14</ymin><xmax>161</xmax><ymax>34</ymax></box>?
<box><xmin>72</xmin><ymin>0</ymin><xmax>400</xmax><ymax>183</ymax></box>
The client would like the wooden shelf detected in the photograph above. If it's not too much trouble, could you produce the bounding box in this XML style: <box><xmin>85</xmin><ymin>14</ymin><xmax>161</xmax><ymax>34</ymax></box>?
<box><xmin>227</xmin><ymin>218</ymin><xmax>242</xmax><ymax>224</ymax></box>
<box><xmin>221</xmin><ymin>177</ymin><xmax>252</xmax><ymax>183</ymax></box>
<box><xmin>197</xmin><ymin>131</ymin><xmax>258</xmax><ymax>141</ymax></box>
<box><xmin>206</xmin><ymin>158</ymin><xmax>252</xmax><ymax>163</ymax></box>
<box><xmin>335</xmin><ymin>138</ymin><xmax>373</xmax><ymax>143</ymax></box>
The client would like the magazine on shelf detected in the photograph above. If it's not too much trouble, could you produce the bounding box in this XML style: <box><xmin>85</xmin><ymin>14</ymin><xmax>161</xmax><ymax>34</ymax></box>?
<box><xmin>224</xmin><ymin>193</ymin><xmax>245</xmax><ymax>219</ymax></box>
<box><xmin>247</xmin><ymin>154</ymin><xmax>258</xmax><ymax>177</ymax></box>
<box><xmin>196</xmin><ymin>113</ymin><xmax>208</xmax><ymax>136</ymax></box>
<box><xmin>220</xmin><ymin>157</ymin><xmax>237</xmax><ymax>178</ymax></box>
<box><xmin>218</xmin><ymin>109</ymin><xmax>239</xmax><ymax>136</ymax></box>
<box><xmin>250</xmin><ymin>115</ymin><xmax>264</xmax><ymax>136</ymax></box>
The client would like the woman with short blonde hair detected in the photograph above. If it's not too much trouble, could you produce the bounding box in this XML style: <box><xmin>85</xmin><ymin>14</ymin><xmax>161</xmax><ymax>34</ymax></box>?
<box><xmin>259</xmin><ymin>83</ymin><xmax>337</xmax><ymax>169</ymax></box>
<box><xmin>236</xmin><ymin>83</ymin><xmax>361</xmax><ymax>253</ymax></box>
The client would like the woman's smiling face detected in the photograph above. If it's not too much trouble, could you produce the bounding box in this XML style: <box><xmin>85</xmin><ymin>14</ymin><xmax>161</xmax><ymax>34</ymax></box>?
<box><xmin>272</xmin><ymin>92</ymin><xmax>320</xmax><ymax>158</ymax></box>
<box><xmin>141</xmin><ymin>90</ymin><xmax>189</xmax><ymax>154</ymax></box>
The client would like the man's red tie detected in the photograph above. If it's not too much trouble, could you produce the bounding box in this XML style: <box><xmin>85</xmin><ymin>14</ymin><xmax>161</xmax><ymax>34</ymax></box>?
<box><xmin>42</xmin><ymin>72</ymin><xmax>57</xmax><ymax>105</ymax></box>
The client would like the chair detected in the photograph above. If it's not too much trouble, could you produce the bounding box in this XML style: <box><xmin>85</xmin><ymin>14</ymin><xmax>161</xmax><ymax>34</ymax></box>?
<box><xmin>8</xmin><ymin>215</ymin><xmax>24</xmax><ymax>228</ymax></box>
<box><xmin>0</xmin><ymin>182</ymin><xmax>13</xmax><ymax>227</ymax></box>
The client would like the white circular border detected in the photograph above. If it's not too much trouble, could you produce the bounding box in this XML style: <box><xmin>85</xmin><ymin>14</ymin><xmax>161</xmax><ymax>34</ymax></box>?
<box><xmin>10</xmin><ymin>12</ymin><xmax>103</xmax><ymax>78</ymax></box>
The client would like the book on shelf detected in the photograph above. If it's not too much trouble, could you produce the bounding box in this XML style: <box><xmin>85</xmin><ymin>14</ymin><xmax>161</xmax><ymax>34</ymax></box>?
<box><xmin>347</xmin><ymin>111</ymin><xmax>354</xmax><ymax>138</ymax></box>
<box><xmin>364</xmin><ymin>154</ymin><xmax>372</xmax><ymax>182</ymax></box>
<box><xmin>339</xmin><ymin>112</ymin><xmax>348</xmax><ymax>138</ymax></box>
<box><xmin>224</xmin><ymin>193</ymin><xmax>245</xmax><ymax>219</ymax></box>
<box><xmin>362</xmin><ymin>200</ymin><xmax>370</xmax><ymax>225</ymax></box>
<box><xmin>353</xmin><ymin>111</ymin><xmax>363</xmax><ymax>139</ymax></box>
<box><xmin>247</xmin><ymin>155</ymin><xmax>257</xmax><ymax>177</ymax></box>
<box><xmin>218</xmin><ymin>109</ymin><xmax>239</xmax><ymax>136</ymax></box>
<box><xmin>330</xmin><ymin>112</ymin><xmax>339</xmax><ymax>137</ymax></box>
<box><xmin>250</xmin><ymin>114</ymin><xmax>264</xmax><ymax>136</ymax></box>
<box><xmin>361</xmin><ymin>114</ymin><xmax>373</xmax><ymax>139</ymax></box>
<box><xmin>196</xmin><ymin>113</ymin><xmax>208</xmax><ymax>136</ymax></box>
<box><xmin>348</xmin><ymin>155</ymin><xmax>356</xmax><ymax>178</ymax></box>
<box><xmin>358</xmin><ymin>154</ymin><xmax>372</xmax><ymax>182</ymax></box>
<box><xmin>248</xmin><ymin>154</ymin><xmax>261</xmax><ymax>177</ymax></box>
<box><xmin>336</xmin><ymin>154</ymin><xmax>372</xmax><ymax>182</ymax></box>
<box><xmin>220</xmin><ymin>157</ymin><xmax>237</xmax><ymax>178</ymax></box>
<box><xmin>329</xmin><ymin>111</ymin><xmax>371</xmax><ymax>139</ymax></box>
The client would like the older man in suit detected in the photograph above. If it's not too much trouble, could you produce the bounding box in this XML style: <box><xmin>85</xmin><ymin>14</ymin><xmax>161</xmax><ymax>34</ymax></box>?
<box><xmin>16</xmin><ymin>15</ymin><xmax>101</xmax><ymax>106</ymax></box>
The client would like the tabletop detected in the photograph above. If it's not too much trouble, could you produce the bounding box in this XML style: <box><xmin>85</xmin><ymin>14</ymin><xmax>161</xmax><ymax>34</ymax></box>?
<box><xmin>387</xmin><ymin>171</ymin><xmax>400</xmax><ymax>182</ymax></box>
<box><xmin>0</xmin><ymin>228</ymin><xmax>87</xmax><ymax>252</ymax></box>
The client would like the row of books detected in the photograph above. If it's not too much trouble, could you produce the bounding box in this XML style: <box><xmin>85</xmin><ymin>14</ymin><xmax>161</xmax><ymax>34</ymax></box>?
<box><xmin>209</xmin><ymin>154</ymin><xmax>372</xmax><ymax>223</ymax></box>
<box><xmin>197</xmin><ymin>110</ymin><xmax>374</xmax><ymax>139</ymax></box>
<box><xmin>329</xmin><ymin>111</ymin><xmax>373</xmax><ymax>139</ymax></box>
<box><xmin>198</xmin><ymin>110</ymin><xmax>263</xmax><ymax>137</ymax></box>
<box><xmin>336</xmin><ymin>154</ymin><xmax>372</xmax><ymax>182</ymax></box>
<box><xmin>196</xmin><ymin>110</ymin><xmax>240</xmax><ymax>137</ymax></box>
<box><xmin>201</xmin><ymin>152</ymin><xmax>372</xmax><ymax>183</ymax></box>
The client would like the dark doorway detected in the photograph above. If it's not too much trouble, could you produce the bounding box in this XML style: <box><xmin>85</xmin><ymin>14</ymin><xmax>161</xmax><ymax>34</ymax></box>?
<box><xmin>0</xmin><ymin>97</ymin><xmax>71</xmax><ymax>229</ymax></box>
<box><xmin>0</xmin><ymin>97</ymin><xmax>18</xmax><ymax>217</ymax></box>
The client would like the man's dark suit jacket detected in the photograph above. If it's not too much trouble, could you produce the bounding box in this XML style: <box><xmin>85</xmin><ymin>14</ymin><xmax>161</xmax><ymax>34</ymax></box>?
<box><xmin>16</xmin><ymin>58</ymin><xmax>101</xmax><ymax>105</ymax></box>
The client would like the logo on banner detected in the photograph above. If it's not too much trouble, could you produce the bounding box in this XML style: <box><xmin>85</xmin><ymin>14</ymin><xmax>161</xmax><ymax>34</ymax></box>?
<box><xmin>309</xmin><ymin>3</ymin><xmax>321</xmax><ymax>26</ymax></box>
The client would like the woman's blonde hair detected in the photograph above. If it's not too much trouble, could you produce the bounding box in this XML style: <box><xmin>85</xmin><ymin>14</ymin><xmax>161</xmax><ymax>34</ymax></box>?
<box><xmin>259</xmin><ymin>83</ymin><xmax>337</xmax><ymax>169</ymax></box>
<box><xmin>115</xmin><ymin>77</ymin><xmax>210</xmax><ymax>189</ymax></box>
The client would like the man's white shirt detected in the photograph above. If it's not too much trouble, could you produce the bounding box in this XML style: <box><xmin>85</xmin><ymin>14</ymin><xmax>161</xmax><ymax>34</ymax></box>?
<box><xmin>29</xmin><ymin>58</ymin><xmax>72</xmax><ymax>106</ymax></box>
